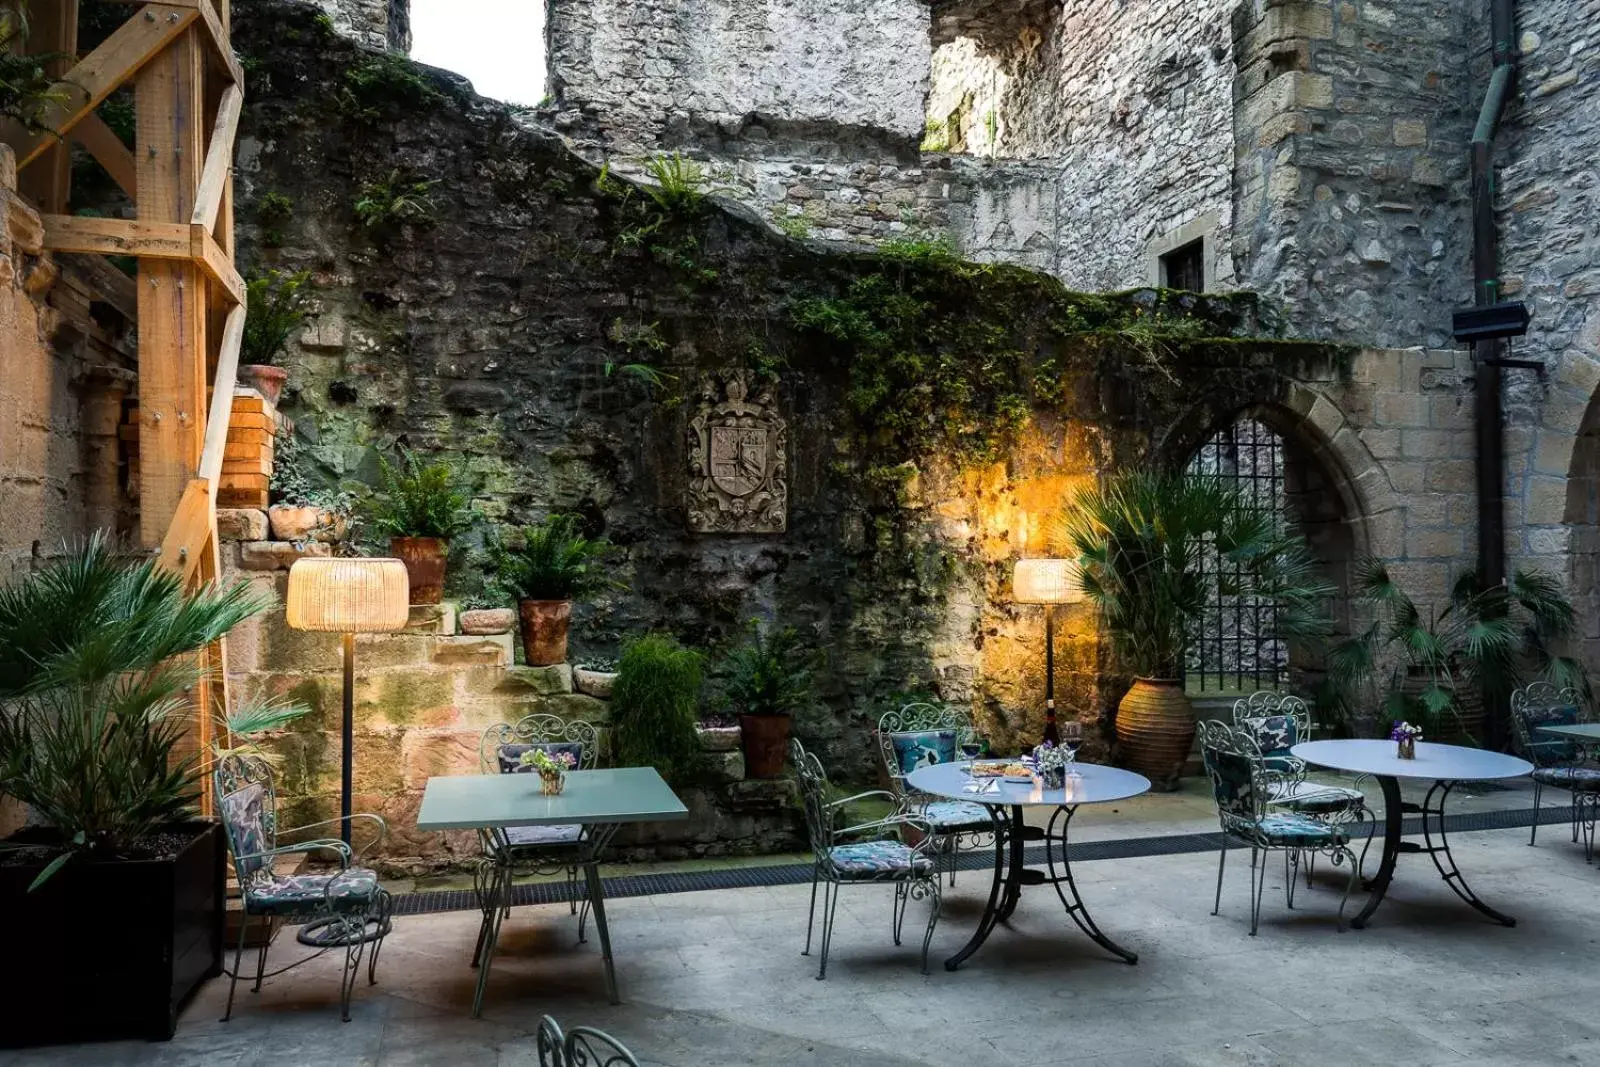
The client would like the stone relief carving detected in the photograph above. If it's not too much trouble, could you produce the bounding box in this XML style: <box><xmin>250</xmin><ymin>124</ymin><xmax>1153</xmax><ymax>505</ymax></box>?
<box><xmin>687</xmin><ymin>371</ymin><xmax>787</xmax><ymax>533</ymax></box>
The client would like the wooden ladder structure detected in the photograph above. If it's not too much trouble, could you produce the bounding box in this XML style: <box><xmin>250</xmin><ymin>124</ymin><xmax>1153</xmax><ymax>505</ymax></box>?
<box><xmin>6</xmin><ymin>1</ymin><xmax>246</xmax><ymax>807</ymax></box>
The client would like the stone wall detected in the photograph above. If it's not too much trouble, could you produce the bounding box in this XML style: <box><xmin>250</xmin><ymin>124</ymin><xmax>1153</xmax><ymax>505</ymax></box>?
<box><xmin>1230</xmin><ymin>0</ymin><xmax>1477</xmax><ymax>349</ymax></box>
<box><xmin>545</xmin><ymin>0</ymin><xmax>930</xmax><ymax>156</ymax></box>
<box><xmin>311</xmin><ymin>0</ymin><xmax>412</xmax><ymax>53</ymax></box>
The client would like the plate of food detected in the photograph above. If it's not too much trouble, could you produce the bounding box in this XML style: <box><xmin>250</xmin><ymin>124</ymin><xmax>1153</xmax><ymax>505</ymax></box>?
<box><xmin>969</xmin><ymin>761</ymin><xmax>1008</xmax><ymax>778</ymax></box>
<box><xmin>1001</xmin><ymin>762</ymin><xmax>1034</xmax><ymax>782</ymax></box>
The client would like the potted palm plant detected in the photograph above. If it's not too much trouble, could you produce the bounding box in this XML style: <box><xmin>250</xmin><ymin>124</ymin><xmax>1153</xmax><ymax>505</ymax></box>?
<box><xmin>1056</xmin><ymin>471</ymin><xmax>1332</xmax><ymax>788</ymax></box>
<box><xmin>489</xmin><ymin>515</ymin><xmax>615</xmax><ymax>666</ymax></box>
<box><xmin>364</xmin><ymin>450</ymin><xmax>477</xmax><ymax>605</ymax></box>
<box><xmin>0</xmin><ymin>536</ymin><xmax>268</xmax><ymax>1043</ymax></box>
<box><xmin>1325</xmin><ymin>559</ymin><xmax>1584</xmax><ymax>742</ymax></box>
<box><xmin>719</xmin><ymin>621</ymin><xmax>819</xmax><ymax>779</ymax></box>
<box><xmin>238</xmin><ymin>269</ymin><xmax>313</xmax><ymax>404</ymax></box>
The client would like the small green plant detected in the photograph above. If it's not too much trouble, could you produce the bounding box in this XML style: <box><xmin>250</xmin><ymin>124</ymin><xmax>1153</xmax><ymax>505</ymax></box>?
<box><xmin>340</xmin><ymin>52</ymin><xmax>441</xmax><ymax>121</ymax></box>
<box><xmin>716</xmin><ymin>621</ymin><xmax>820</xmax><ymax>718</ymax></box>
<box><xmin>364</xmin><ymin>451</ymin><xmax>477</xmax><ymax>539</ymax></box>
<box><xmin>920</xmin><ymin>118</ymin><xmax>950</xmax><ymax>153</ymax></box>
<box><xmin>255</xmin><ymin>191</ymin><xmax>294</xmax><ymax>247</ymax></box>
<box><xmin>642</xmin><ymin>151</ymin><xmax>706</xmax><ymax>215</ymax></box>
<box><xmin>610</xmin><ymin>633</ymin><xmax>704</xmax><ymax>785</ymax></box>
<box><xmin>268</xmin><ymin>427</ymin><xmax>354</xmax><ymax>515</ymax></box>
<box><xmin>241</xmin><ymin>269</ymin><xmax>313</xmax><ymax>366</ymax></box>
<box><xmin>354</xmin><ymin>170</ymin><xmax>438</xmax><ymax>230</ymax></box>
<box><xmin>774</xmin><ymin>212</ymin><xmax>812</xmax><ymax>240</ymax></box>
<box><xmin>0</xmin><ymin>535</ymin><xmax>266</xmax><ymax>889</ymax></box>
<box><xmin>604</xmin><ymin>317</ymin><xmax>674</xmax><ymax>390</ymax></box>
<box><xmin>489</xmin><ymin>515</ymin><xmax>615</xmax><ymax>602</ymax></box>
<box><xmin>0</xmin><ymin>17</ymin><xmax>70</xmax><ymax>135</ymax></box>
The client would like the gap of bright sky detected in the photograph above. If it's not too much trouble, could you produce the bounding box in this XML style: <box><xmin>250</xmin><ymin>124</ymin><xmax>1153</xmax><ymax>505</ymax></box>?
<box><xmin>409</xmin><ymin>0</ymin><xmax>546</xmax><ymax>107</ymax></box>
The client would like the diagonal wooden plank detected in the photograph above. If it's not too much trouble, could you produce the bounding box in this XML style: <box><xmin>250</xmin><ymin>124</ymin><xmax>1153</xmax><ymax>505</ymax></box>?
<box><xmin>192</xmin><ymin>83</ymin><xmax>241</xmax><ymax>231</ymax></box>
<box><xmin>8</xmin><ymin>4</ymin><xmax>198</xmax><ymax>171</ymax></box>
<box><xmin>70</xmin><ymin>113</ymin><xmax>138</xmax><ymax>198</ymax></box>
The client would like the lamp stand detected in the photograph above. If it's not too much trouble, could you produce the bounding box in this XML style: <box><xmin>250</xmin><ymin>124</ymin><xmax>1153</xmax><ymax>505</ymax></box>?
<box><xmin>298</xmin><ymin>631</ymin><xmax>389</xmax><ymax>948</ymax></box>
<box><xmin>1042</xmin><ymin>604</ymin><xmax>1060</xmax><ymax>746</ymax></box>
<box><xmin>341</xmin><ymin>631</ymin><xmax>354</xmax><ymax>847</ymax></box>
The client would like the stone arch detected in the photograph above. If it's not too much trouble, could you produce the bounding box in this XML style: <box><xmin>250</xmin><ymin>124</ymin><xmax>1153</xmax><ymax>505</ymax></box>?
<box><xmin>1560</xmin><ymin>387</ymin><xmax>1600</xmax><ymax>676</ymax></box>
<box><xmin>1156</xmin><ymin>388</ymin><xmax>1383</xmax><ymax>696</ymax></box>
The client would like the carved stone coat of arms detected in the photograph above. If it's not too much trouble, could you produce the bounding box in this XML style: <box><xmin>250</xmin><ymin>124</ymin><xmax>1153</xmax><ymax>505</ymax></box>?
<box><xmin>687</xmin><ymin>372</ymin><xmax>787</xmax><ymax>533</ymax></box>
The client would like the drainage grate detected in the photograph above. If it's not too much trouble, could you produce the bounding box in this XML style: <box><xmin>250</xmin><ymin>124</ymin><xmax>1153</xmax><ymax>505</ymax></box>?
<box><xmin>383</xmin><ymin>804</ymin><xmax>1573</xmax><ymax>918</ymax></box>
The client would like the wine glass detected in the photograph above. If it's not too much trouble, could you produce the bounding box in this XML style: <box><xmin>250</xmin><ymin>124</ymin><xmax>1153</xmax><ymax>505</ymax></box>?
<box><xmin>959</xmin><ymin>737</ymin><xmax>984</xmax><ymax>763</ymax></box>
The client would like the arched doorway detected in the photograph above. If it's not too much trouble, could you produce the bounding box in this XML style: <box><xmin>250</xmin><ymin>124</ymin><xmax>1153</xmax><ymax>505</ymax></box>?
<box><xmin>1563</xmin><ymin>393</ymin><xmax>1600</xmax><ymax>678</ymax></box>
<box><xmin>1183</xmin><ymin>411</ymin><xmax>1360</xmax><ymax>697</ymax></box>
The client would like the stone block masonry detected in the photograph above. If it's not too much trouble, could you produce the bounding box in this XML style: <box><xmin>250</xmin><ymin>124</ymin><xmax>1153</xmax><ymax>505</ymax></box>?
<box><xmin>311</xmin><ymin>0</ymin><xmax>412</xmax><ymax>54</ymax></box>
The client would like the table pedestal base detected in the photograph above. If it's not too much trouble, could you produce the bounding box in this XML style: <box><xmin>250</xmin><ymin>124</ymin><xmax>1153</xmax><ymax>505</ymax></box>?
<box><xmin>944</xmin><ymin>805</ymin><xmax>1137</xmax><ymax>970</ymax></box>
<box><xmin>1352</xmin><ymin>776</ymin><xmax>1515</xmax><ymax>929</ymax></box>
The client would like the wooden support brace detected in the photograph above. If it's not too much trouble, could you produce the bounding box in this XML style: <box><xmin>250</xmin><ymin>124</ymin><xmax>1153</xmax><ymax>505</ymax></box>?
<box><xmin>7</xmin><ymin>4</ymin><xmax>198</xmax><ymax>170</ymax></box>
<box><xmin>40</xmin><ymin>216</ymin><xmax>245</xmax><ymax>305</ymax></box>
<box><xmin>71</xmin><ymin>114</ymin><xmax>138</xmax><ymax>199</ymax></box>
<box><xmin>192</xmin><ymin>83</ymin><xmax>241</xmax><ymax>232</ymax></box>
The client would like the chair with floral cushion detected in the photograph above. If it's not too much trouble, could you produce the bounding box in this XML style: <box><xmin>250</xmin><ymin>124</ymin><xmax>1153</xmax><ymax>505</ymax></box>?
<box><xmin>1510</xmin><ymin>681</ymin><xmax>1600</xmax><ymax>858</ymax></box>
<box><xmin>214</xmin><ymin>754</ymin><xmax>393</xmax><ymax>1022</ymax></box>
<box><xmin>1231</xmin><ymin>691</ymin><xmax>1375</xmax><ymax>879</ymax></box>
<box><xmin>478</xmin><ymin>713</ymin><xmax>602</xmax><ymax>941</ymax></box>
<box><xmin>537</xmin><ymin>1014</ymin><xmax>641</xmax><ymax>1067</ymax></box>
<box><xmin>792</xmin><ymin>737</ymin><xmax>941</xmax><ymax>978</ymax></box>
<box><xmin>875</xmin><ymin>702</ymin><xmax>993</xmax><ymax>886</ymax></box>
<box><xmin>1197</xmin><ymin>719</ymin><xmax>1358</xmax><ymax>935</ymax></box>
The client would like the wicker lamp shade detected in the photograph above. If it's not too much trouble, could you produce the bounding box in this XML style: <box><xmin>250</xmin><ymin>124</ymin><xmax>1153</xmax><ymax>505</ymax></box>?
<box><xmin>1013</xmin><ymin>558</ymin><xmax>1081</xmax><ymax>604</ymax></box>
<box><xmin>285</xmin><ymin>557</ymin><xmax>410</xmax><ymax>633</ymax></box>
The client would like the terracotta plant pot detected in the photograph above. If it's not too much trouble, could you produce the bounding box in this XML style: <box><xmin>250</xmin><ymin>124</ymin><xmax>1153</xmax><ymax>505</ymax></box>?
<box><xmin>519</xmin><ymin>599</ymin><xmax>571</xmax><ymax>666</ymax></box>
<box><xmin>1114</xmin><ymin>677</ymin><xmax>1194</xmax><ymax>791</ymax></box>
<box><xmin>237</xmin><ymin>364</ymin><xmax>288</xmax><ymax>404</ymax></box>
<box><xmin>390</xmin><ymin>536</ymin><xmax>448</xmax><ymax>605</ymax></box>
<box><xmin>738</xmin><ymin>713</ymin><xmax>791</xmax><ymax>779</ymax></box>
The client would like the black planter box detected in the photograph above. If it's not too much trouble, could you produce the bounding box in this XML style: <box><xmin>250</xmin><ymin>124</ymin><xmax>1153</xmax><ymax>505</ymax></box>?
<box><xmin>0</xmin><ymin>821</ymin><xmax>225</xmax><ymax>1046</ymax></box>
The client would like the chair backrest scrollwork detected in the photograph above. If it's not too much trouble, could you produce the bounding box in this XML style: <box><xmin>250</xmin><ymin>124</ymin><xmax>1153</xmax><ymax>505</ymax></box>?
<box><xmin>1230</xmin><ymin>691</ymin><xmax>1312</xmax><ymax>761</ymax></box>
<box><xmin>537</xmin><ymin>1014</ymin><xmax>642</xmax><ymax>1067</ymax></box>
<box><xmin>875</xmin><ymin>702</ymin><xmax>975</xmax><ymax>798</ymax></box>
<box><xmin>215</xmin><ymin>754</ymin><xmax>279</xmax><ymax>888</ymax></box>
<box><xmin>1510</xmin><ymin>681</ymin><xmax>1586</xmax><ymax>767</ymax></box>
<box><xmin>480</xmin><ymin>713</ymin><xmax>601</xmax><ymax>775</ymax></box>
<box><xmin>1198</xmin><ymin>719</ymin><xmax>1267</xmax><ymax>837</ymax></box>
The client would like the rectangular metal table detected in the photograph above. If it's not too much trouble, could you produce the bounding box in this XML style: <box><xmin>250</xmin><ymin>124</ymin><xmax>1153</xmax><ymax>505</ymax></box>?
<box><xmin>417</xmin><ymin>768</ymin><xmax>688</xmax><ymax>1015</ymax></box>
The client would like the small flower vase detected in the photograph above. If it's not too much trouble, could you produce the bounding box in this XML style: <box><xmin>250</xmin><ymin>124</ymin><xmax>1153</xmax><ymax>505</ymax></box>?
<box><xmin>1397</xmin><ymin>737</ymin><xmax>1416</xmax><ymax>760</ymax></box>
<box><xmin>539</xmin><ymin>769</ymin><xmax>567</xmax><ymax>796</ymax></box>
<box><xmin>1039</xmin><ymin>764</ymin><xmax>1066</xmax><ymax>789</ymax></box>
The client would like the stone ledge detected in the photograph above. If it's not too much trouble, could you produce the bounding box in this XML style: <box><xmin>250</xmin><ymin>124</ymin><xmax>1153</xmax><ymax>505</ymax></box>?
<box><xmin>499</xmin><ymin>663</ymin><xmax>574</xmax><ymax>695</ymax></box>
<box><xmin>405</xmin><ymin>603</ymin><xmax>457</xmax><ymax>635</ymax></box>
<box><xmin>431</xmin><ymin>634</ymin><xmax>513</xmax><ymax>668</ymax></box>
<box><xmin>238</xmin><ymin>540</ymin><xmax>331</xmax><ymax>571</ymax></box>
<box><xmin>696</xmin><ymin>724</ymin><xmax>741</xmax><ymax>752</ymax></box>
<box><xmin>460</xmin><ymin>608</ymin><xmax>515</xmax><ymax>635</ymax></box>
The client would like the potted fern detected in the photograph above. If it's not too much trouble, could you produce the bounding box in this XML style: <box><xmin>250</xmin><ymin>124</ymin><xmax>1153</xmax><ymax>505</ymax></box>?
<box><xmin>489</xmin><ymin>515</ymin><xmax>615</xmax><ymax>666</ymax></box>
<box><xmin>239</xmin><ymin>269</ymin><xmax>313</xmax><ymax>403</ymax></box>
<box><xmin>718</xmin><ymin>621</ymin><xmax>819</xmax><ymax>779</ymax></box>
<box><xmin>1056</xmin><ymin>471</ymin><xmax>1332</xmax><ymax>788</ymax></box>
<box><xmin>0</xmin><ymin>536</ymin><xmax>268</xmax><ymax>1043</ymax></box>
<box><xmin>364</xmin><ymin>451</ymin><xmax>476</xmax><ymax>604</ymax></box>
<box><xmin>1326</xmin><ymin>559</ymin><xmax>1584</xmax><ymax>742</ymax></box>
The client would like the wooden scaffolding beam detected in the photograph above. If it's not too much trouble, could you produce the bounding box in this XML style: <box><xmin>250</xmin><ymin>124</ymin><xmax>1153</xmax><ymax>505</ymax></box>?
<box><xmin>4</xmin><ymin>1</ymin><xmax>245</xmax><ymax>807</ymax></box>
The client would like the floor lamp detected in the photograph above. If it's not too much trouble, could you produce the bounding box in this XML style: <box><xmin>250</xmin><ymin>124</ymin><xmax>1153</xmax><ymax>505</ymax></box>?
<box><xmin>286</xmin><ymin>557</ymin><xmax>409</xmax><ymax>946</ymax></box>
<box><xmin>1013</xmin><ymin>558</ymin><xmax>1080</xmax><ymax>747</ymax></box>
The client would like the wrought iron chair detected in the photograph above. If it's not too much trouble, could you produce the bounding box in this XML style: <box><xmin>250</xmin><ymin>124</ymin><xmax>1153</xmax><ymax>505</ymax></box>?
<box><xmin>478</xmin><ymin>713</ymin><xmax>602</xmax><ymax>939</ymax></box>
<box><xmin>1231</xmin><ymin>691</ymin><xmax>1375</xmax><ymax>879</ymax></box>
<box><xmin>1510</xmin><ymin>681</ymin><xmax>1600</xmax><ymax>858</ymax></box>
<box><xmin>214</xmin><ymin>754</ymin><xmax>393</xmax><ymax>1023</ymax></box>
<box><xmin>875</xmin><ymin>701</ymin><xmax>993</xmax><ymax>886</ymax></box>
<box><xmin>792</xmin><ymin>737</ymin><xmax>941</xmax><ymax>978</ymax></box>
<box><xmin>537</xmin><ymin>1014</ymin><xmax>641</xmax><ymax>1066</ymax></box>
<box><xmin>1197</xmin><ymin>720</ymin><xmax>1358</xmax><ymax>935</ymax></box>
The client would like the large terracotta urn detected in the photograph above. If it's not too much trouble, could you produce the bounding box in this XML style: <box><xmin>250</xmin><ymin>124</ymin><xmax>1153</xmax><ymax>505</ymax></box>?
<box><xmin>1115</xmin><ymin>678</ymin><xmax>1194</xmax><ymax>791</ymax></box>
<box><xmin>390</xmin><ymin>536</ymin><xmax>448</xmax><ymax>605</ymax></box>
<box><xmin>519</xmin><ymin>599</ymin><xmax>571</xmax><ymax>666</ymax></box>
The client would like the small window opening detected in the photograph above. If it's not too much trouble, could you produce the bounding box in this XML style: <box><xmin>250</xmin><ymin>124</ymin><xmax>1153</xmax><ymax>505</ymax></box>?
<box><xmin>1160</xmin><ymin>239</ymin><xmax>1206</xmax><ymax>292</ymax></box>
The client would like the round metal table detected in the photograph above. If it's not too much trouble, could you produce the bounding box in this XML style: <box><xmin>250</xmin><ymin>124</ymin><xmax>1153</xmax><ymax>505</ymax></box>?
<box><xmin>907</xmin><ymin>760</ymin><xmax>1150</xmax><ymax>970</ymax></box>
<box><xmin>1291</xmin><ymin>739</ymin><xmax>1531</xmax><ymax>928</ymax></box>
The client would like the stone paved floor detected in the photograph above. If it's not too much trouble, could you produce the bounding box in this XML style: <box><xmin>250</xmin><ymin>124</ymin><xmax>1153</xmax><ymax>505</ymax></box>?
<box><xmin>9</xmin><ymin>795</ymin><xmax>1600</xmax><ymax>1066</ymax></box>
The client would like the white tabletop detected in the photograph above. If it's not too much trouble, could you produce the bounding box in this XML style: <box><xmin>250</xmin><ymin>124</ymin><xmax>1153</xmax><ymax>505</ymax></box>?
<box><xmin>1291</xmin><ymin>739</ymin><xmax>1531</xmax><ymax>781</ymax></box>
<box><xmin>907</xmin><ymin>760</ymin><xmax>1151</xmax><ymax>807</ymax></box>
<box><xmin>1536</xmin><ymin>723</ymin><xmax>1600</xmax><ymax>741</ymax></box>
<box><xmin>416</xmin><ymin>768</ymin><xmax>689</xmax><ymax>831</ymax></box>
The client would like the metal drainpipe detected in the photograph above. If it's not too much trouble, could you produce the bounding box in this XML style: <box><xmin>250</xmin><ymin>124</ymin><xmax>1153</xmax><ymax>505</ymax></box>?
<box><xmin>1472</xmin><ymin>0</ymin><xmax>1517</xmax><ymax>746</ymax></box>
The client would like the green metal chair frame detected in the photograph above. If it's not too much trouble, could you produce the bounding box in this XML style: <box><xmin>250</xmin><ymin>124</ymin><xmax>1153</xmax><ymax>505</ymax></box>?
<box><xmin>1509</xmin><ymin>681</ymin><xmax>1600</xmax><ymax>858</ymax></box>
<box><xmin>792</xmin><ymin>737</ymin><xmax>941</xmax><ymax>978</ymax></box>
<box><xmin>537</xmin><ymin>1014</ymin><xmax>641</xmax><ymax>1066</ymax></box>
<box><xmin>874</xmin><ymin>701</ymin><xmax>992</xmax><ymax>886</ymax></box>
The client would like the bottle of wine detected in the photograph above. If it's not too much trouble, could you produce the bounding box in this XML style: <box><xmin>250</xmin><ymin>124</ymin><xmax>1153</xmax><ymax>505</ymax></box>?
<box><xmin>1041</xmin><ymin>703</ymin><xmax>1060</xmax><ymax>747</ymax></box>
